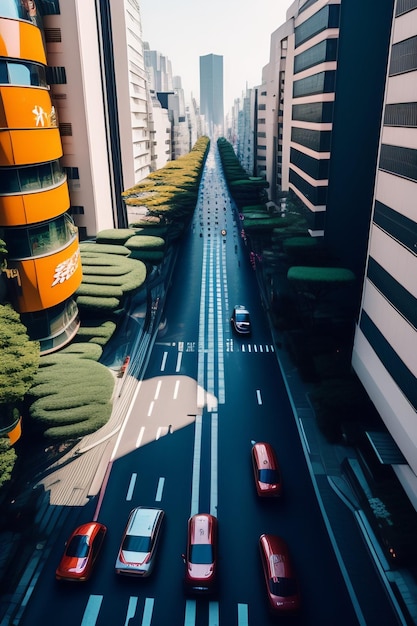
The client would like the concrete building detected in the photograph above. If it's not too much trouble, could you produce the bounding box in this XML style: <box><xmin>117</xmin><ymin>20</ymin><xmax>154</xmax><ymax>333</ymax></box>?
<box><xmin>199</xmin><ymin>53</ymin><xmax>224</xmax><ymax>136</ymax></box>
<box><xmin>352</xmin><ymin>0</ymin><xmax>417</xmax><ymax>508</ymax></box>
<box><xmin>41</xmin><ymin>0</ymin><xmax>152</xmax><ymax>239</ymax></box>
<box><xmin>237</xmin><ymin>0</ymin><xmax>417</xmax><ymax>510</ymax></box>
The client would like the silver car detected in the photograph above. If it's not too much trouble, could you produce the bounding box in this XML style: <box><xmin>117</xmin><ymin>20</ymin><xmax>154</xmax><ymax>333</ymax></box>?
<box><xmin>231</xmin><ymin>305</ymin><xmax>251</xmax><ymax>335</ymax></box>
<box><xmin>115</xmin><ymin>507</ymin><xmax>165</xmax><ymax>576</ymax></box>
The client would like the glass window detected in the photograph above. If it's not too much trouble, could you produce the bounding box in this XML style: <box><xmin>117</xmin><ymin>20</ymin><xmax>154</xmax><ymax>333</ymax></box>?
<box><xmin>374</xmin><ymin>200</ymin><xmax>417</xmax><ymax>254</ymax></box>
<box><xmin>0</xmin><ymin>61</ymin><xmax>47</xmax><ymax>87</ymax></box>
<box><xmin>294</xmin><ymin>39</ymin><xmax>338</xmax><ymax>74</ymax></box>
<box><xmin>379</xmin><ymin>144</ymin><xmax>417</xmax><ymax>181</ymax></box>
<box><xmin>38</xmin><ymin>163</ymin><xmax>53</xmax><ymax>188</ymax></box>
<box><xmin>293</xmin><ymin>71</ymin><xmax>336</xmax><ymax>98</ymax></box>
<box><xmin>295</xmin><ymin>4</ymin><xmax>340</xmax><ymax>48</ymax></box>
<box><xmin>0</xmin><ymin>169</ymin><xmax>19</xmax><ymax>193</ymax></box>
<box><xmin>384</xmin><ymin>102</ymin><xmax>417</xmax><ymax>127</ymax></box>
<box><xmin>292</xmin><ymin>101</ymin><xmax>334</xmax><ymax>123</ymax></box>
<box><xmin>291</xmin><ymin>127</ymin><xmax>332</xmax><ymax>152</ymax></box>
<box><xmin>389</xmin><ymin>36</ymin><xmax>417</xmax><ymax>76</ymax></box>
<box><xmin>0</xmin><ymin>160</ymin><xmax>65</xmax><ymax>194</ymax></box>
<box><xmin>396</xmin><ymin>0</ymin><xmax>417</xmax><ymax>16</ymax></box>
<box><xmin>38</xmin><ymin>0</ymin><xmax>61</xmax><ymax>15</ymax></box>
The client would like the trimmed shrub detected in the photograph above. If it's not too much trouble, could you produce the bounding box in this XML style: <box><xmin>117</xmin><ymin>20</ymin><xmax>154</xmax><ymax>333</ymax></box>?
<box><xmin>0</xmin><ymin>438</ymin><xmax>16</xmax><ymax>490</ymax></box>
<box><xmin>125</xmin><ymin>235</ymin><xmax>165</xmax><ymax>250</ymax></box>
<box><xmin>128</xmin><ymin>250</ymin><xmax>164</xmax><ymax>263</ymax></box>
<box><xmin>96</xmin><ymin>229</ymin><xmax>137</xmax><ymax>244</ymax></box>
<box><xmin>75</xmin><ymin>284</ymin><xmax>124</xmax><ymax>299</ymax></box>
<box><xmin>76</xmin><ymin>296</ymin><xmax>121</xmax><ymax>311</ymax></box>
<box><xmin>80</xmin><ymin>243</ymin><xmax>130</xmax><ymax>256</ymax></box>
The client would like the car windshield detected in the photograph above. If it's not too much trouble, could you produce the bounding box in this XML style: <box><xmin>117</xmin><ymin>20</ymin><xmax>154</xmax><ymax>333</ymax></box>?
<box><xmin>190</xmin><ymin>544</ymin><xmax>213</xmax><ymax>564</ymax></box>
<box><xmin>236</xmin><ymin>312</ymin><xmax>250</xmax><ymax>323</ymax></box>
<box><xmin>66</xmin><ymin>535</ymin><xmax>89</xmax><ymax>558</ymax></box>
<box><xmin>258</xmin><ymin>468</ymin><xmax>280</xmax><ymax>484</ymax></box>
<box><xmin>122</xmin><ymin>535</ymin><xmax>151</xmax><ymax>553</ymax></box>
<box><xmin>268</xmin><ymin>576</ymin><xmax>298</xmax><ymax>597</ymax></box>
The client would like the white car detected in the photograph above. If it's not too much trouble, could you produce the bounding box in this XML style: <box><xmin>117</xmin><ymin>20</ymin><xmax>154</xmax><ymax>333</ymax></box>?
<box><xmin>231</xmin><ymin>305</ymin><xmax>251</xmax><ymax>335</ymax></box>
<box><xmin>115</xmin><ymin>507</ymin><xmax>165</xmax><ymax>576</ymax></box>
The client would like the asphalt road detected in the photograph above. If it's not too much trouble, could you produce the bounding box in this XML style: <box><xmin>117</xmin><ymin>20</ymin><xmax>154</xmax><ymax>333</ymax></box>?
<box><xmin>16</xmin><ymin>145</ymin><xmax>400</xmax><ymax>626</ymax></box>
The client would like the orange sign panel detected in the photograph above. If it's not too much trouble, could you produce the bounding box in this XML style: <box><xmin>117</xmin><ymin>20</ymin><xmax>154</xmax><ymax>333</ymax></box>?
<box><xmin>5</xmin><ymin>239</ymin><xmax>83</xmax><ymax>312</ymax></box>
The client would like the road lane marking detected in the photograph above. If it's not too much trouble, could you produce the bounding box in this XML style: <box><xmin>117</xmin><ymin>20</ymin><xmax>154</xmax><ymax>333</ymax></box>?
<box><xmin>176</xmin><ymin>351</ymin><xmax>183</xmax><ymax>372</ymax></box>
<box><xmin>155</xmin><ymin>477</ymin><xmax>165</xmax><ymax>501</ymax></box>
<box><xmin>256</xmin><ymin>390</ymin><xmax>262</xmax><ymax>405</ymax></box>
<box><xmin>141</xmin><ymin>598</ymin><xmax>154</xmax><ymax>626</ymax></box>
<box><xmin>238</xmin><ymin>603</ymin><xmax>249</xmax><ymax>625</ymax></box>
<box><xmin>81</xmin><ymin>595</ymin><xmax>103</xmax><ymax>625</ymax></box>
<box><xmin>184</xmin><ymin>599</ymin><xmax>196</xmax><ymax>625</ymax></box>
<box><xmin>210</xmin><ymin>413</ymin><xmax>218</xmax><ymax>516</ymax></box>
<box><xmin>126</xmin><ymin>473</ymin><xmax>137</xmax><ymax>501</ymax></box>
<box><xmin>173</xmin><ymin>380</ymin><xmax>180</xmax><ymax>399</ymax></box>
<box><xmin>123</xmin><ymin>597</ymin><xmax>138</xmax><ymax>626</ymax></box>
<box><xmin>136</xmin><ymin>426</ymin><xmax>145</xmax><ymax>448</ymax></box>
<box><xmin>191</xmin><ymin>414</ymin><xmax>202</xmax><ymax>516</ymax></box>
<box><xmin>209</xmin><ymin>601</ymin><xmax>219</xmax><ymax>626</ymax></box>
<box><xmin>160</xmin><ymin>351</ymin><xmax>168</xmax><ymax>371</ymax></box>
<box><xmin>154</xmin><ymin>380</ymin><xmax>162</xmax><ymax>399</ymax></box>
<box><xmin>148</xmin><ymin>401</ymin><xmax>154</xmax><ymax>417</ymax></box>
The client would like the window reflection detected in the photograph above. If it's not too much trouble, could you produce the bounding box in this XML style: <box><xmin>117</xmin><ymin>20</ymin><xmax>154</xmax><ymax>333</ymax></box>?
<box><xmin>0</xmin><ymin>160</ymin><xmax>66</xmax><ymax>194</ymax></box>
<box><xmin>0</xmin><ymin>61</ymin><xmax>47</xmax><ymax>88</ymax></box>
<box><xmin>1</xmin><ymin>214</ymin><xmax>77</xmax><ymax>259</ymax></box>
<box><xmin>0</xmin><ymin>0</ymin><xmax>42</xmax><ymax>26</ymax></box>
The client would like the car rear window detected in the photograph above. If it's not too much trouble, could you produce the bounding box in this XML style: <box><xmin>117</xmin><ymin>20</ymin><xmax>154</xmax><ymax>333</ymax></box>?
<box><xmin>190</xmin><ymin>544</ymin><xmax>213</xmax><ymax>564</ymax></box>
<box><xmin>122</xmin><ymin>535</ymin><xmax>151</xmax><ymax>553</ymax></box>
<box><xmin>268</xmin><ymin>576</ymin><xmax>298</xmax><ymax>597</ymax></box>
<box><xmin>258</xmin><ymin>468</ymin><xmax>280</xmax><ymax>484</ymax></box>
<box><xmin>66</xmin><ymin>535</ymin><xmax>89</xmax><ymax>558</ymax></box>
<box><xmin>236</xmin><ymin>312</ymin><xmax>250</xmax><ymax>322</ymax></box>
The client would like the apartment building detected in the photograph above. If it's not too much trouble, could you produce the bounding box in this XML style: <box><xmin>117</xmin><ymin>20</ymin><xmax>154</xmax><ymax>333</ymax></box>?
<box><xmin>0</xmin><ymin>1</ymin><xmax>82</xmax><ymax>360</ymax></box>
<box><xmin>41</xmin><ymin>0</ymin><xmax>152</xmax><ymax>239</ymax></box>
<box><xmin>352</xmin><ymin>0</ymin><xmax>417</xmax><ymax>508</ymax></box>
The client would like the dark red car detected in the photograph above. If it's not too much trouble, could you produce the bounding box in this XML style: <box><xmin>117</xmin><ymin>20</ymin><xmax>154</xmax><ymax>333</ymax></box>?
<box><xmin>251</xmin><ymin>442</ymin><xmax>282</xmax><ymax>497</ymax></box>
<box><xmin>259</xmin><ymin>534</ymin><xmax>301</xmax><ymax>614</ymax></box>
<box><xmin>56</xmin><ymin>522</ymin><xmax>107</xmax><ymax>581</ymax></box>
<box><xmin>182</xmin><ymin>513</ymin><xmax>218</xmax><ymax>593</ymax></box>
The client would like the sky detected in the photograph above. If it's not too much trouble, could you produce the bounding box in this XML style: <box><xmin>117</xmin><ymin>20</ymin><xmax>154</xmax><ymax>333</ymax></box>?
<box><xmin>139</xmin><ymin>0</ymin><xmax>290</xmax><ymax>114</ymax></box>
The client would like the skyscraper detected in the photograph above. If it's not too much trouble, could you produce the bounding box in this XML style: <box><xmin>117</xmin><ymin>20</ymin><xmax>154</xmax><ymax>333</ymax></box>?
<box><xmin>199</xmin><ymin>54</ymin><xmax>224</xmax><ymax>135</ymax></box>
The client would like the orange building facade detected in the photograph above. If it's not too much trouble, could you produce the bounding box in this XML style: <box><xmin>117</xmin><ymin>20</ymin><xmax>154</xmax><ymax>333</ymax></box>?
<box><xmin>0</xmin><ymin>2</ymin><xmax>82</xmax><ymax>440</ymax></box>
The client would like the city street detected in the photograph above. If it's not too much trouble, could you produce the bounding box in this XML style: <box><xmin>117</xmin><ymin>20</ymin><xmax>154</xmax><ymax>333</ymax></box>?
<box><xmin>13</xmin><ymin>145</ymin><xmax>401</xmax><ymax>626</ymax></box>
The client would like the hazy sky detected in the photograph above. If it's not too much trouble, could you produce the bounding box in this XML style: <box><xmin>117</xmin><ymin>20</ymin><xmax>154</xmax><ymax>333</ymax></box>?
<box><xmin>139</xmin><ymin>0</ymin><xmax>289</xmax><ymax>113</ymax></box>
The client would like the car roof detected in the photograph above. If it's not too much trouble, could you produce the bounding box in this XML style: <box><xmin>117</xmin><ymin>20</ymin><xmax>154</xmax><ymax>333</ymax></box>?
<box><xmin>260</xmin><ymin>534</ymin><xmax>293</xmax><ymax>574</ymax></box>
<box><xmin>127</xmin><ymin>507</ymin><xmax>163</xmax><ymax>537</ymax></box>
<box><xmin>253</xmin><ymin>442</ymin><xmax>278</xmax><ymax>467</ymax></box>
<box><xmin>189</xmin><ymin>514</ymin><xmax>216</xmax><ymax>545</ymax></box>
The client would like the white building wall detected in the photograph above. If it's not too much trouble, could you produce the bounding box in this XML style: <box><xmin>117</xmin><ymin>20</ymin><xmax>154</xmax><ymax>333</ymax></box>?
<box><xmin>352</xmin><ymin>1</ymin><xmax>417</xmax><ymax>507</ymax></box>
<box><xmin>44</xmin><ymin>1</ymin><xmax>115</xmax><ymax>237</ymax></box>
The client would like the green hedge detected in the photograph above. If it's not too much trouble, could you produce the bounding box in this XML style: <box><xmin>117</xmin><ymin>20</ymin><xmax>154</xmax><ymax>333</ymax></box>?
<box><xmin>76</xmin><ymin>296</ymin><xmax>121</xmax><ymax>311</ymax></box>
<box><xmin>96</xmin><ymin>229</ymin><xmax>137</xmax><ymax>244</ymax></box>
<box><xmin>125</xmin><ymin>235</ymin><xmax>165</xmax><ymax>250</ymax></box>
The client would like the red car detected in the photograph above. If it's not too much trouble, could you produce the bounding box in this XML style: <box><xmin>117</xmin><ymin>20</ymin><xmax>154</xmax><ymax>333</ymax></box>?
<box><xmin>251</xmin><ymin>442</ymin><xmax>282</xmax><ymax>497</ymax></box>
<box><xmin>182</xmin><ymin>513</ymin><xmax>218</xmax><ymax>593</ymax></box>
<box><xmin>56</xmin><ymin>522</ymin><xmax>107</xmax><ymax>581</ymax></box>
<box><xmin>259</xmin><ymin>534</ymin><xmax>301</xmax><ymax>614</ymax></box>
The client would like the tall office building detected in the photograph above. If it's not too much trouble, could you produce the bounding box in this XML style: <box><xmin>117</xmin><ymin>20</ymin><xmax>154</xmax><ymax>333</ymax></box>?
<box><xmin>236</xmin><ymin>0</ymin><xmax>417</xmax><ymax>509</ymax></box>
<box><xmin>199</xmin><ymin>53</ymin><xmax>224</xmax><ymax>136</ymax></box>
<box><xmin>352</xmin><ymin>0</ymin><xmax>417</xmax><ymax>507</ymax></box>
<box><xmin>40</xmin><ymin>0</ymin><xmax>152</xmax><ymax>239</ymax></box>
